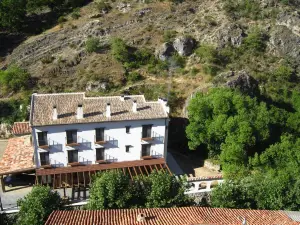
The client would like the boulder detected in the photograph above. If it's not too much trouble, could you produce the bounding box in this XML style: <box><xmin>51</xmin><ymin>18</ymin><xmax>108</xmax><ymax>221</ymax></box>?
<box><xmin>217</xmin><ymin>24</ymin><xmax>246</xmax><ymax>47</ymax></box>
<box><xmin>86</xmin><ymin>81</ymin><xmax>108</xmax><ymax>92</ymax></box>
<box><xmin>155</xmin><ymin>43</ymin><xmax>175</xmax><ymax>61</ymax></box>
<box><xmin>269</xmin><ymin>25</ymin><xmax>300</xmax><ymax>64</ymax></box>
<box><xmin>116</xmin><ymin>2</ymin><xmax>131</xmax><ymax>13</ymax></box>
<box><xmin>173</xmin><ymin>36</ymin><xmax>195</xmax><ymax>56</ymax></box>
<box><xmin>225</xmin><ymin>70</ymin><xmax>259</xmax><ymax>97</ymax></box>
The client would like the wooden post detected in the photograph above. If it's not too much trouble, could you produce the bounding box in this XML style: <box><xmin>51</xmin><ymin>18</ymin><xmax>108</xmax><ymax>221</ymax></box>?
<box><xmin>0</xmin><ymin>176</ymin><xmax>5</xmax><ymax>193</ymax></box>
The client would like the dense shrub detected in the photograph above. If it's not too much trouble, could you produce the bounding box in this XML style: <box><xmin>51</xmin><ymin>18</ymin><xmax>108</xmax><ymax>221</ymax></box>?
<box><xmin>95</xmin><ymin>0</ymin><xmax>111</xmax><ymax>13</ymax></box>
<box><xmin>223</xmin><ymin>0</ymin><xmax>263</xmax><ymax>20</ymax></box>
<box><xmin>127</xmin><ymin>71</ymin><xmax>142</xmax><ymax>82</ymax></box>
<box><xmin>241</xmin><ymin>28</ymin><xmax>268</xmax><ymax>54</ymax></box>
<box><xmin>0</xmin><ymin>65</ymin><xmax>30</xmax><ymax>93</ymax></box>
<box><xmin>17</xmin><ymin>186</ymin><xmax>62</xmax><ymax>225</ymax></box>
<box><xmin>163</xmin><ymin>30</ymin><xmax>177</xmax><ymax>43</ymax></box>
<box><xmin>85</xmin><ymin>37</ymin><xmax>100</xmax><ymax>53</ymax></box>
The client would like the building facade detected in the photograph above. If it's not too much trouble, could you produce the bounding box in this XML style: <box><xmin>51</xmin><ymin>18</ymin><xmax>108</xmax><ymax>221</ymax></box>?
<box><xmin>30</xmin><ymin>93</ymin><xmax>169</xmax><ymax>168</ymax></box>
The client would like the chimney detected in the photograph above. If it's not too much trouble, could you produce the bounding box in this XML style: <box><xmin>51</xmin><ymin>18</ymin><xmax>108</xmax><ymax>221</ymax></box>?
<box><xmin>77</xmin><ymin>104</ymin><xmax>83</xmax><ymax>119</ymax></box>
<box><xmin>106</xmin><ymin>103</ymin><xmax>111</xmax><ymax>117</ymax></box>
<box><xmin>132</xmin><ymin>100</ymin><xmax>137</xmax><ymax>113</ymax></box>
<box><xmin>120</xmin><ymin>95</ymin><xmax>125</xmax><ymax>101</ymax></box>
<box><xmin>137</xmin><ymin>213</ymin><xmax>146</xmax><ymax>222</ymax></box>
<box><xmin>53</xmin><ymin>105</ymin><xmax>57</xmax><ymax>120</ymax></box>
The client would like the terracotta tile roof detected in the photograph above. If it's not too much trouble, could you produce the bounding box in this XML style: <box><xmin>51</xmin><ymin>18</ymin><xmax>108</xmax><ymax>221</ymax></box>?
<box><xmin>30</xmin><ymin>93</ymin><xmax>168</xmax><ymax>126</ymax></box>
<box><xmin>12</xmin><ymin>122</ymin><xmax>32</xmax><ymax>135</ymax></box>
<box><xmin>45</xmin><ymin>207</ymin><xmax>299</xmax><ymax>225</ymax></box>
<box><xmin>0</xmin><ymin>136</ymin><xmax>35</xmax><ymax>175</ymax></box>
<box><xmin>36</xmin><ymin>158</ymin><xmax>168</xmax><ymax>176</ymax></box>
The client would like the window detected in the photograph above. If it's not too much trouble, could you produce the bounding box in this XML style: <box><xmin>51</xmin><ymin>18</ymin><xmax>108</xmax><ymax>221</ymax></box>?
<box><xmin>37</xmin><ymin>132</ymin><xmax>48</xmax><ymax>146</ymax></box>
<box><xmin>68</xmin><ymin>150</ymin><xmax>78</xmax><ymax>163</ymax></box>
<box><xmin>125</xmin><ymin>126</ymin><xmax>131</xmax><ymax>134</ymax></box>
<box><xmin>66</xmin><ymin>130</ymin><xmax>77</xmax><ymax>144</ymax></box>
<box><xmin>142</xmin><ymin>125</ymin><xmax>152</xmax><ymax>138</ymax></box>
<box><xmin>95</xmin><ymin>128</ymin><xmax>105</xmax><ymax>142</ymax></box>
<box><xmin>96</xmin><ymin>148</ymin><xmax>105</xmax><ymax>161</ymax></box>
<box><xmin>125</xmin><ymin>145</ymin><xmax>131</xmax><ymax>153</ymax></box>
<box><xmin>141</xmin><ymin>144</ymin><xmax>151</xmax><ymax>157</ymax></box>
<box><xmin>40</xmin><ymin>152</ymin><xmax>50</xmax><ymax>166</ymax></box>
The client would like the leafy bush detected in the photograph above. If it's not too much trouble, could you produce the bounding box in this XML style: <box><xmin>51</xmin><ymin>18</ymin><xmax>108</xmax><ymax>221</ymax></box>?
<box><xmin>170</xmin><ymin>53</ymin><xmax>186</xmax><ymax>68</ymax></box>
<box><xmin>0</xmin><ymin>65</ymin><xmax>30</xmax><ymax>93</ymax></box>
<box><xmin>223</xmin><ymin>0</ymin><xmax>263</xmax><ymax>20</ymax></box>
<box><xmin>241</xmin><ymin>28</ymin><xmax>268</xmax><ymax>54</ymax></box>
<box><xmin>17</xmin><ymin>186</ymin><xmax>62</xmax><ymax>225</ymax></box>
<box><xmin>0</xmin><ymin>98</ymin><xmax>29</xmax><ymax>124</ymax></box>
<box><xmin>57</xmin><ymin>16</ymin><xmax>67</xmax><ymax>24</ymax></box>
<box><xmin>85</xmin><ymin>37</ymin><xmax>100</xmax><ymax>53</ymax></box>
<box><xmin>71</xmin><ymin>8</ymin><xmax>81</xmax><ymax>19</ymax></box>
<box><xmin>95</xmin><ymin>0</ymin><xmax>111</xmax><ymax>12</ymax></box>
<box><xmin>127</xmin><ymin>71</ymin><xmax>142</xmax><ymax>82</ymax></box>
<box><xmin>110</xmin><ymin>38</ymin><xmax>131</xmax><ymax>63</ymax></box>
<box><xmin>196</xmin><ymin>45</ymin><xmax>219</xmax><ymax>64</ymax></box>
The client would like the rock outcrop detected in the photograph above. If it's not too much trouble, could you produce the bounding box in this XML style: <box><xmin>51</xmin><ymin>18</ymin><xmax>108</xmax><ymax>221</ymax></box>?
<box><xmin>86</xmin><ymin>81</ymin><xmax>108</xmax><ymax>92</ymax></box>
<box><xmin>155</xmin><ymin>43</ymin><xmax>175</xmax><ymax>61</ymax></box>
<box><xmin>226</xmin><ymin>71</ymin><xmax>259</xmax><ymax>97</ymax></box>
<box><xmin>217</xmin><ymin>24</ymin><xmax>246</xmax><ymax>47</ymax></box>
<box><xmin>173</xmin><ymin>36</ymin><xmax>195</xmax><ymax>56</ymax></box>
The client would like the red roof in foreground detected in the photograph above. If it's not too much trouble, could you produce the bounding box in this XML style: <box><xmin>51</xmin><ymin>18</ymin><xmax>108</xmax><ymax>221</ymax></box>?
<box><xmin>12</xmin><ymin>122</ymin><xmax>32</xmax><ymax>135</ymax></box>
<box><xmin>45</xmin><ymin>207</ymin><xmax>298</xmax><ymax>225</ymax></box>
<box><xmin>0</xmin><ymin>136</ymin><xmax>35</xmax><ymax>175</ymax></box>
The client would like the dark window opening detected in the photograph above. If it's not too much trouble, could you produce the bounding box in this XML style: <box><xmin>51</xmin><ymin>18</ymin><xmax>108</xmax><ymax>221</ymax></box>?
<box><xmin>40</xmin><ymin>152</ymin><xmax>50</xmax><ymax>165</ymax></box>
<box><xmin>68</xmin><ymin>150</ymin><xmax>78</xmax><ymax>163</ymax></box>
<box><xmin>95</xmin><ymin>128</ymin><xmax>105</xmax><ymax>142</ymax></box>
<box><xmin>141</xmin><ymin>144</ymin><xmax>151</xmax><ymax>157</ymax></box>
<box><xmin>66</xmin><ymin>130</ymin><xmax>77</xmax><ymax>144</ymax></box>
<box><xmin>142</xmin><ymin>125</ymin><xmax>152</xmax><ymax>138</ymax></box>
<box><xmin>38</xmin><ymin>132</ymin><xmax>48</xmax><ymax>146</ymax></box>
<box><xmin>125</xmin><ymin>145</ymin><xmax>131</xmax><ymax>153</ymax></box>
<box><xmin>125</xmin><ymin>126</ymin><xmax>131</xmax><ymax>134</ymax></box>
<box><xmin>96</xmin><ymin>148</ymin><xmax>105</xmax><ymax>161</ymax></box>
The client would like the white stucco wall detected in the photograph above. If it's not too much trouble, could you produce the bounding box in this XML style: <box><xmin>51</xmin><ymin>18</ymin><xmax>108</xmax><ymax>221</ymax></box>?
<box><xmin>32</xmin><ymin>119</ymin><xmax>168</xmax><ymax>168</ymax></box>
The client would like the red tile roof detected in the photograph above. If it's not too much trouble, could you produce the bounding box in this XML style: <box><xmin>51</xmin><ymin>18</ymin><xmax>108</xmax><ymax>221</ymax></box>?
<box><xmin>45</xmin><ymin>207</ymin><xmax>298</xmax><ymax>225</ymax></box>
<box><xmin>12</xmin><ymin>122</ymin><xmax>32</xmax><ymax>135</ymax></box>
<box><xmin>0</xmin><ymin>136</ymin><xmax>35</xmax><ymax>175</ymax></box>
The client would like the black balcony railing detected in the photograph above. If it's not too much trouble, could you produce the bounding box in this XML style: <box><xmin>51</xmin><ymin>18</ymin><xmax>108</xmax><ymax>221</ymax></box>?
<box><xmin>38</xmin><ymin>139</ymin><xmax>48</xmax><ymax>146</ymax></box>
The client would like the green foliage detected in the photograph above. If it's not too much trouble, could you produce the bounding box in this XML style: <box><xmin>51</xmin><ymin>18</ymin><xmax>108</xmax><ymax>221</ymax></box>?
<box><xmin>0</xmin><ymin>65</ymin><xmax>31</xmax><ymax>93</ymax></box>
<box><xmin>0</xmin><ymin>98</ymin><xmax>29</xmax><ymax>124</ymax></box>
<box><xmin>58</xmin><ymin>15</ymin><xmax>67</xmax><ymax>23</ymax></box>
<box><xmin>95</xmin><ymin>0</ymin><xmax>111</xmax><ymax>12</ymax></box>
<box><xmin>212</xmin><ymin>135</ymin><xmax>300</xmax><ymax>210</ymax></box>
<box><xmin>186</xmin><ymin>88</ymin><xmax>271</xmax><ymax>177</ymax></box>
<box><xmin>196</xmin><ymin>45</ymin><xmax>219</xmax><ymax>64</ymax></box>
<box><xmin>110</xmin><ymin>38</ymin><xmax>131</xmax><ymax>63</ymax></box>
<box><xmin>71</xmin><ymin>8</ymin><xmax>81</xmax><ymax>19</ymax></box>
<box><xmin>87</xmin><ymin>170</ymin><xmax>132</xmax><ymax>210</ymax></box>
<box><xmin>0</xmin><ymin>0</ymin><xmax>27</xmax><ymax>31</ymax></box>
<box><xmin>241</xmin><ymin>29</ymin><xmax>268</xmax><ymax>54</ymax></box>
<box><xmin>170</xmin><ymin>53</ymin><xmax>186</xmax><ymax>68</ymax></box>
<box><xmin>223</xmin><ymin>0</ymin><xmax>263</xmax><ymax>20</ymax></box>
<box><xmin>146</xmin><ymin>170</ymin><xmax>191</xmax><ymax>208</ymax></box>
<box><xmin>127</xmin><ymin>71</ymin><xmax>142</xmax><ymax>82</ymax></box>
<box><xmin>17</xmin><ymin>186</ymin><xmax>62</xmax><ymax>225</ymax></box>
<box><xmin>163</xmin><ymin>30</ymin><xmax>177</xmax><ymax>43</ymax></box>
<box><xmin>85</xmin><ymin>37</ymin><xmax>100</xmax><ymax>53</ymax></box>
<box><xmin>87</xmin><ymin>170</ymin><xmax>192</xmax><ymax>209</ymax></box>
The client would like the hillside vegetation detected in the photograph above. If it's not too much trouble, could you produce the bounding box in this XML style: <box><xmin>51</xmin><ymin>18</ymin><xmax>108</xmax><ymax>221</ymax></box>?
<box><xmin>0</xmin><ymin>0</ymin><xmax>299</xmax><ymax>118</ymax></box>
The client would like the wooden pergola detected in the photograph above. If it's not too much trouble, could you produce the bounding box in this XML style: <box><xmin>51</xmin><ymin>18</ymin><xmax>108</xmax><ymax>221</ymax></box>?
<box><xmin>36</xmin><ymin>158</ymin><xmax>171</xmax><ymax>189</ymax></box>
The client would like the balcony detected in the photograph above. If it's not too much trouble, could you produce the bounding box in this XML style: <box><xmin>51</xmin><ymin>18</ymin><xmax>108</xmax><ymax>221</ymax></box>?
<box><xmin>141</xmin><ymin>131</ymin><xmax>163</xmax><ymax>142</ymax></box>
<box><xmin>96</xmin><ymin>153</ymin><xmax>117</xmax><ymax>164</ymax></box>
<box><xmin>141</xmin><ymin>150</ymin><xmax>163</xmax><ymax>160</ymax></box>
<box><xmin>65</xmin><ymin>136</ymin><xmax>80</xmax><ymax>147</ymax></box>
<box><xmin>40</xmin><ymin>160</ymin><xmax>51</xmax><ymax>169</ymax></box>
<box><xmin>38</xmin><ymin>139</ymin><xmax>49</xmax><ymax>149</ymax></box>
<box><xmin>94</xmin><ymin>134</ymin><xmax>107</xmax><ymax>145</ymax></box>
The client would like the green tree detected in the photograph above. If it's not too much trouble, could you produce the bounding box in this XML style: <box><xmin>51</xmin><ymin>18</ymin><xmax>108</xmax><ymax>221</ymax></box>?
<box><xmin>0</xmin><ymin>0</ymin><xmax>27</xmax><ymax>31</ymax></box>
<box><xmin>146</xmin><ymin>170</ymin><xmax>191</xmax><ymax>208</ymax></box>
<box><xmin>86</xmin><ymin>170</ymin><xmax>132</xmax><ymax>210</ymax></box>
<box><xmin>110</xmin><ymin>38</ymin><xmax>131</xmax><ymax>63</ymax></box>
<box><xmin>0</xmin><ymin>65</ymin><xmax>31</xmax><ymax>93</ymax></box>
<box><xmin>17</xmin><ymin>186</ymin><xmax>62</xmax><ymax>225</ymax></box>
<box><xmin>186</xmin><ymin>88</ymin><xmax>271</xmax><ymax>177</ymax></box>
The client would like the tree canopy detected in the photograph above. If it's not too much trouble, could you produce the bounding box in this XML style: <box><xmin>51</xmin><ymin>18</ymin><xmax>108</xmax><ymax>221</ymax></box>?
<box><xmin>17</xmin><ymin>186</ymin><xmax>62</xmax><ymax>225</ymax></box>
<box><xmin>87</xmin><ymin>170</ymin><xmax>191</xmax><ymax>210</ymax></box>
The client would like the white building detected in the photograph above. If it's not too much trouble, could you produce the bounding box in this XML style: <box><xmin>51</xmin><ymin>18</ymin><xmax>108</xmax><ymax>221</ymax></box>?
<box><xmin>29</xmin><ymin>93</ymin><xmax>169</xmax><ymax>168</ymax></box>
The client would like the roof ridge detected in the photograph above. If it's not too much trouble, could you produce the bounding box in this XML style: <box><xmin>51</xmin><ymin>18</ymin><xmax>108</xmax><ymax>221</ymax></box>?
<box><xmin>33</xmin><ymin>92</ymin><xmax>85</xmax><ymax>96</ymax></box>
